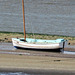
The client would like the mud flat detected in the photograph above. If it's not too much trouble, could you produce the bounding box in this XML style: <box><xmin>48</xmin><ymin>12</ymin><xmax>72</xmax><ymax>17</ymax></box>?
<box><xmin>0</xmin><ymin>46</ymin><xmax>75</xmax><ymax>73</ymax></box>
<box><xmin>0</xmin><ymin>53</ymin><xmax>75</xmax><ymax>74</ymax></box>
<box><xmin>0</xmin><ymin>47</ymin><xmax>75</xmax><ymax>74</ymax></box>
<box><xmin>0</xmin><ymin>32</ymin><xmax>75</xmax><ymax>74</ymax></box>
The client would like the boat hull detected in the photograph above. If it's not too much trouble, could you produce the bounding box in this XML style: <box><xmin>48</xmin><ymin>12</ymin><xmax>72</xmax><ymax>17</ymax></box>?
<box><xmin>12</xmin><ymin>38</ymin><xmax>66</xmax><ymax>52</ymax></box>
<box><xmin>14</xmin><ymin>46</ymin><xmax>62</xmax><ymax>52</ymax></box>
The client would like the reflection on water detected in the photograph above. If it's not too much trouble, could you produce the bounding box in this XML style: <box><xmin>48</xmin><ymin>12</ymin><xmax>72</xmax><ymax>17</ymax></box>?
<box><xmin>64</xmin><ymin>51</ymin><xmax>75</xmax><ymax>55</ymax></box>
<box><xmin>0</xmin><ymin>72</ymin><xmax>30</xmax><ymax>75</ymax></box>
<box><xmin>0</xmin><ymin>43</ymin><xmax>14</xmax><ymax>50</ymax></box>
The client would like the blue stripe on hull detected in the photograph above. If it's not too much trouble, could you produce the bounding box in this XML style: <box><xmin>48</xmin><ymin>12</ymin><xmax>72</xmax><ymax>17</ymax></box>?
<box><xmin>14</xmin><ymin>46</ymin><xmax>22</xmax><ymax>49</ymax></box>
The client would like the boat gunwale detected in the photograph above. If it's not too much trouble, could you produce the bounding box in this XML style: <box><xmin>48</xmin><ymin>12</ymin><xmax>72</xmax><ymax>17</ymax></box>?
<box><xmin>12</xmin><ymin>38</ymin><xmax>63</xmax><ymax>44</ymax></box>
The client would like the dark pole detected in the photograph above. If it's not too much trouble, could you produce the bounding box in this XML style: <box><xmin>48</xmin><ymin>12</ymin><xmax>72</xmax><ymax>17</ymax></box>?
<box><xmin>63</xmin><ymin>41</ymin><xmax>65</xmax><ymax>51</ymax></box>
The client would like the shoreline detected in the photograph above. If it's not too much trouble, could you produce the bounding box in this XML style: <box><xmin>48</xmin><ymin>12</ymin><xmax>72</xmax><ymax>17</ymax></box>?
<box><xmin>0</xmin><ymin>53</ymin><xmax>75</xmax><ymax>74</ymax></box>
<box><xmin>0</xmin><ymin>68</ymin><xmax>75</xmax><ymax>74</ymax></box>
<box><xmin>0</xmin><ymin>32</ymin><xmax>75</xmax><ymax>45</ymax></box>
<box><xmin>0</xmin><ymin>32</ymin><xmax>75</xmax><ymax>73</ymax></box>
<box><xmin>0</xmin><ymin>49</ymin><xmax>75</xmax><ymax>73</ymax></box>
<box><xmin>0</xmin><ymin>44</ymin><xmax>75</xmax><ymax>72</ymax></box>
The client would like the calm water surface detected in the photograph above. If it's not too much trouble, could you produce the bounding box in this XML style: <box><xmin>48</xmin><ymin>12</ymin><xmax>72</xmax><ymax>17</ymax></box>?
<box><xmin>0</xmin><ymin>0</ymin><xmax>75</xmax><ymax>36</ymax></box>
<box><xmin>0</xmin><ymin>72</ymin><xmax>29</xmax><ymax>75</ymax></box>
<box><xmin>0</xmin><ymin>72</ymin><xmax>75</xmax><ymax>75</ymax></box>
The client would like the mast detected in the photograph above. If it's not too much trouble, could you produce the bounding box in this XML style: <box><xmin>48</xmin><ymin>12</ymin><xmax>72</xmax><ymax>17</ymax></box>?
<box><xmin>22</xmin><ymin>0</ymin><xmax>26</xmax><ymax>41</ymax></box>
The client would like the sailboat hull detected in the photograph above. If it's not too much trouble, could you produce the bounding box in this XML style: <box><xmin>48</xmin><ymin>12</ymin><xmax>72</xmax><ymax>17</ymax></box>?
<box><xmin>12</xmin><ymin>38</ymin><xmax>66</xmax><ymax>52</ymax></box>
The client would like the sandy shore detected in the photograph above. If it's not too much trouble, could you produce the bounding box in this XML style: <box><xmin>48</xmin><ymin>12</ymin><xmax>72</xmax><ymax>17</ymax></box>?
<box><xmin>0</xmin><ymin>50</ymin><xmax>75</xmax><ymax>73</ymax></box>
<box><xmin>0</xmin><ymin>42</ymin><xmax>75</xmax><ymax>74</ymax></box>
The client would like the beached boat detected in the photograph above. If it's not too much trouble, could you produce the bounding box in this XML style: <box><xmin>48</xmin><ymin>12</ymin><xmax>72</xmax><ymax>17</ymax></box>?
<box><xmin>12</xmin><ymin>38</ymin><xmax>66</xmax><ymax>50</ymax></box>
<box><xmin>12</xmin><ymin>0</ymin><xmax>67</xmax><ymax>51</ymax></box>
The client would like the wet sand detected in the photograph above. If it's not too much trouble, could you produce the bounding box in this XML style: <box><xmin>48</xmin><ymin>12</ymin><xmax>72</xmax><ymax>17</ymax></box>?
<box><xmin>0</xmin><ymin>68</ymin><xmax>75</xmax><ymax>75</ymax></box>
<box><xmin>0</xmin><ymin>43</ymin><xmax>75</xmax><ymax>74</ymax></box>
<box><xmin>0</xmin><ymin>53</ymin><xmax>75</xmax><ymax>74</ymax></box>
<box><xmin>65</xmin><ymin>47</ymin><xmax>75</xmax><ymax>52</ymax></box>
<box><xmin>0</xmin><ymin>48</ymin><xmax>75</xmax><ymax>74</ymax></box>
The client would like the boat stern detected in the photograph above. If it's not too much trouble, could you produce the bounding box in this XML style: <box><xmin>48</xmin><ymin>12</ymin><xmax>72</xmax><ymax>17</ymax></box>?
<box><xmin>56</xmin><ymin>39</ymin><xmax>68</xmax><ymax>51</ymax></box>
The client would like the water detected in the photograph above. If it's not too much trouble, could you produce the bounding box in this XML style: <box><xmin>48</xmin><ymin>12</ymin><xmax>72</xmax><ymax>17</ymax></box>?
<box><xmin>64</xmin><ymin>51</ymin><xmax>75</xmax><ymax>55</ymax></box>
<box><xmin>0</xmin><ymin>43</ymin><xmax>14</xmax><ymax>50</ymax></box>
<box><xmin>0</xmin><ymin>71</ymin><xmax>75</xmax><ymax>75</ymax></box>
<box><xmin>0</xmin><ymin>72</ymin><xmax>30</xmax><ymax>75</ymax></box>
<box><xmin>0</xmin><ymin>0</ymin><xmax>75</xmax><ymax>36</ymax></box>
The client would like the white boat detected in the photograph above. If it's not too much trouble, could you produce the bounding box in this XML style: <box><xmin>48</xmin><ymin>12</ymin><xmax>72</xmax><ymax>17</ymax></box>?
<box><xmin>12</xmin><ymin>38</ymin><xmax>66</xmax><ymax>51</ymax></box>
<box><xmin>12</xmin><ymin>0</ymin><xmax>67</xmax><ymax>52</ymax></box>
